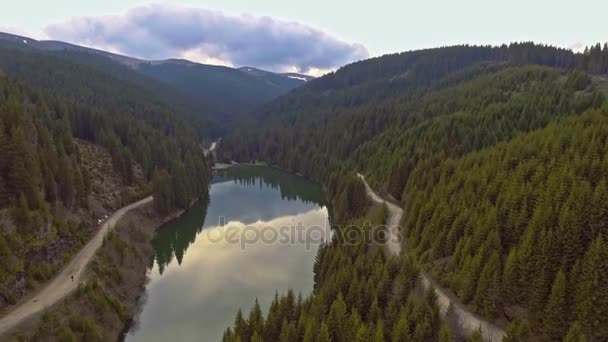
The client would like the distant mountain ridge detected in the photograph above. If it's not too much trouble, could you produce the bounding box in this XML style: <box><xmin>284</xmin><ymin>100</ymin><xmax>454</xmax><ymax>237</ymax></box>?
<box><xmin>0</xmin><ymin>31</ymin><xmax>313</xmax><ymax>133</ymax></box>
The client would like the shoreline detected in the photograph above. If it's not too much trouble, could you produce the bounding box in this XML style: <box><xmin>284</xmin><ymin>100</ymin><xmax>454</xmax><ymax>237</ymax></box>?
<box><xmin>1</xmin><ymin>197</ymin><xmax>205</xmax><ymax>341</ymax></box>
<box><xmin>0</xmin><ymin>196</ymin><xmax>153</xmax><ymax>336</ymax></box>
<box><xmin>118</xmin><ymin>196</ymin><xmax>204</xmax><ymax>340</ymax></box>
<box><xmin>4</xmin><ymin>163</ymin><xmax>317</xmax><ymax>340</ymax></box>
<box><xmin>211</xmin><ymin>160</ymin><xmax>267</xmax><ymax>171</ymax></box>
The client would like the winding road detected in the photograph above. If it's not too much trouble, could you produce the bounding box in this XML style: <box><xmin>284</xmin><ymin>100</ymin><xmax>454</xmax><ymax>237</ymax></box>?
<box><xmin>357</xmin><ymin>174</ymin><xmax>506</xmax><ymax>341</ymax></box>
<box><xmin>0</xmin><ymin>196</ymin><xmax>153</xmax><ymax>336</ymax></box>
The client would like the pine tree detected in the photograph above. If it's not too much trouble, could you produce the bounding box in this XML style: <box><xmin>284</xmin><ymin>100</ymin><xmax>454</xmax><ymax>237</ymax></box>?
<box><xmin>264</xmin><ymin>292</ymin><xmax>281</xmax><ymax>342</ymax></box>
<box><xmin>279</xmin><ymin>320</ymin><xmax>296</xmax><ymax>342</ymax></box>
<box><xmin>503</xmin><ymin>247</ymin><xmax>520</xmax><ymax>304</ymax></box>
<box><xmin>354</xmin><ymin>323</ymin><xmax>368</xmax><ymax>342</ymax></box>
<box><xmin>152</xmin><ymin>169</ymin><xmax>173</xmax><ymax>214</ymax></box>
<box><xmin>302</xmin><ymin>317</ymin><xmax>317</xmax><ymax>342</ymax></box>
<box><xmin>327</xmin><ymin>293</ymin><xmax>348</xmax><ymax>342</ymax></box>
<box><xmin>373</xmin><ymin>320</ymin><xmax>385</xmax><ymax>342</ymax></box>
<box><xmin>368</xmin><ymin>297</ymin><xmax>381</xmax><ymax>323</ymax></box>
<box><xmin>563</xmin><ymin>321</ymin><xmax>586</xmax><ymax>342</ymax></box>
<box><xmin>347</xmin><ymin>309</ymin><xmax>362</xmax><ymax>342</ymax></box>
<box><xmin>249</xmin><ymin>298</ymin><xmax>264</xmax><ymax>337</ymax></box>
<box><xmin>461</xmin><ymin>252</ymin><xmax>484</xmax><ymax>302</ymax></box>
<box><xmin>221</xmin><ymin>328</ymin><xmax>233</xmax><ymax>342</ymax></box>
<box><xmin>57</xmin><ymin>152</ymin><xmax>75</xmax><ymax>207</ymax></box>
<box><xmin>560</xmin><ymin>207</ymin><xmax>583</xmax><ymax>270</ymax></box>
<box><xmin>544</xmin><ymin>270</ymin><xmax>567</xmax><ymax>338</ymax></box>
<box><xmin>391</xmin><ymin>309</ymin><xmax>410</xmax><ymax>342</ymax></box>
<box><xmin>387</xmin><ymin>161</ymin><xmax>407</xmax><ymax>200</ymax></box>
<box><xmin>529</xmin><ymin>229</ymin><xmax>550</xmax><ymax>316</ymax></box>
<box><xmin>575</xmin><ymin>236</ymin><xmax>608</xmax><ymax>340</ymax></box>
<box><xmin>9</xmin><ymin>126</ymin><xmax>39</xmax><ymax>208</ymax></box>
<box><xmin>412</xmin><ymin>318</ymin><xmax>432</xmax><ymax>341</ymax></box>
<box><xmin>474</xmin><ymin>251</ymin><xmax>501</xmax><ymax>316</ymax></box>
<box><xmin>317</xmin><ymin>322</ymin><xmax>330</xmax><ymax>342</ymax></box>
<box><xmin>233</xmin><ymin>309</ymin><xmax>249</xmax><ymax>342</ymax></box>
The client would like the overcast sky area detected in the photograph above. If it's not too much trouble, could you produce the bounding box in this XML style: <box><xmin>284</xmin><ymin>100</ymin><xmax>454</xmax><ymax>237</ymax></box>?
<box><xmin>1</xmin><ymin>0</ymin><xmax>606</xmax><ymax>75</ymax></box>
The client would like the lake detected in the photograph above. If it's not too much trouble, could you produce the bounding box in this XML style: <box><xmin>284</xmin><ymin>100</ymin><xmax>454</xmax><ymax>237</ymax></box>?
<box><xmin>126</xmin><ymin>166</ymin><xmax>330</xmax><ymax>341</ymax></box>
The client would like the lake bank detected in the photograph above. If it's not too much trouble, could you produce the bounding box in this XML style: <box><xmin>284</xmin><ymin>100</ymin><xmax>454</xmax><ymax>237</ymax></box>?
<box><xmin>2</xmin><ymin>165</ymin><xmax>329</xmax><ymax>341</ymax></box>
<box><xmin>126</xmin><ymin>165</ymin><xmax>329</xmax><ymax>341</ymax></box>
<box><xmin>2</xmin><ymin>198</ymin><xmax>203</xmax><ymax>341</ymax></box>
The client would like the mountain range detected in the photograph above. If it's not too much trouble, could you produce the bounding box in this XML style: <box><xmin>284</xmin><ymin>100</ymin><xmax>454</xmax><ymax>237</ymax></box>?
<box><xmin>0</xmin><ymin>31</ymin><xmax>313</xmax><ymax>134</ymax></box>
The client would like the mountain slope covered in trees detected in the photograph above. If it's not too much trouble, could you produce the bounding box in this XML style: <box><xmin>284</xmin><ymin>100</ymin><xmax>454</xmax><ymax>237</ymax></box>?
<box><xmin>224</xmin><ymin>200</ymin><xmax>453</xmax><ymax>342</ymax></box>
<box><xmin>220</xmin><ymin>42</ymin><xmax>608</xmax><ymax>340</ymax></box>
<box><xmin>405</xmin><ymin>108</ymin><xmax>608</xmax><ymax>340</ymax></box>
<box><xmin>0</xmin><ymin>43</ymin><xmax>210</xmax><ymax>307</ymax></box>
<box><xmin>135</xmin><ymin>61</ymin><xmax>306</xmax><ymax>121</ymax></box>
<box><xmin>0</xmin><ymin>31</ymin><xmax>310</xmax><ymax>134</ymax></box>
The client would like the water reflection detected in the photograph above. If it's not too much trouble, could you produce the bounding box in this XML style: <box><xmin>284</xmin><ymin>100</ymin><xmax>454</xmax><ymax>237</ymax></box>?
<box><xmin>218</xmin><ymin>166</ymin><xmax>325</xmax><ymax>206</ymax></box>
<box><xmin>127</xmin><ymin>166</ymin><xmax>329</xmax><ymax>342</ymax></box>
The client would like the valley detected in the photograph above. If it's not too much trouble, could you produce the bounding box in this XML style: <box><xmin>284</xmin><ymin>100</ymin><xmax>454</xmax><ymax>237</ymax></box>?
<box><xmin>0</xmin><ymin>15</ymin><xmax>607</xmax><ymax>342</ymax></box>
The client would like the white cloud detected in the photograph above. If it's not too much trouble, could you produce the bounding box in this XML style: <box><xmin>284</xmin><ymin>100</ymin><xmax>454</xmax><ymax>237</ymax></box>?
<box><xmin>45</xmin><ymin>3</ymin><xmax>369</xmax><ymax>73</ymax></box>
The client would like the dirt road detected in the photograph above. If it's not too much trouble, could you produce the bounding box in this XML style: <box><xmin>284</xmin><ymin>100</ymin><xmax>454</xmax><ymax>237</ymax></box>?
<box><xmin>0</xmin><ymin>196</ymin><xmax>153</xmax><ymax>335</ymax></box>
<box><xmin>357</xmin><ymin>174</ymin><xmax>506</xmax><ymax>341</ymax></box>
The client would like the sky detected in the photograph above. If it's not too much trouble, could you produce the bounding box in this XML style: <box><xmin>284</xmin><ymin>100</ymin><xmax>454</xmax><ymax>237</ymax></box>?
<box><xmin>1</xmin><ymin>0</ymin><xmax>607</xmax><ymax>75</ymax></box>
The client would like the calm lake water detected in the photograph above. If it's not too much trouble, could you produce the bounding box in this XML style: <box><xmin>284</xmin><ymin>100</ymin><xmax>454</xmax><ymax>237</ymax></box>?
<box><xmin>126</xmin><ymin>166</ymin><xmax>329</xmax><ymax>342</ymax></box>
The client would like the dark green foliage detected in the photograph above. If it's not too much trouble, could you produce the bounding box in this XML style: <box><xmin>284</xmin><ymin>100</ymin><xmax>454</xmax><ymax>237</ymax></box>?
<box><xmin>224</xmin><ymin>199</ymin><xmax>447</xmax><ymax>342</ymax></box>
<box><xmin>0</xmin><ymin>32</ymin><xmax>311</xmax><ymax>136</ymax></box>
<box><xmin>327</xmin><ymin>293</ymin><xmax>348</xmax><ymax>342</ymax></box>
<box><xmin>222</xmin><ymin>64</ymin><xmax>603</xmax><ymax>194</ymax></box>
<box><xmin>473</xmin><ymin>251</ymin><xmax>501</xmax><ymax>317</ymax></box>
<box><xmin>244</xmin><ymin>43</ymin><xmax>580</xmax><ymax>127</ymax></box>
<box><xmin>248</xmin><ymin>299</ymin><xmax>264</xmax><ymax>338</ymax></box>
<box><xmin>0</xmin><ymin>44</ymin><xmax>210</xmax><ymax>303</ymax></box>
<box><xmin>580</xmin><ymin>43</ymin><xmax>608</xmax><ymax>75</ymax></box>
<box><xmin>564</xmin><ymin>322</ymin><xmax>586</xmax><ymax>342</ymax></box>
<box><xmin>330</xmin><ymin>173</ymin><xmax>369</xmax><ymax>222</ymax></box>
<box><xmin>503</xmin><ymin>319</ymin><xmax>531</xmax><ymax>342</ymax></box>
<box><xmin>220</xmin><ymin>43</ymin><xmax>608</xmax><ymax>340</ymax></box>
<box><xmin>544</xmin><ymin>270</ymin><xmax>567</xmax><ymax>339</ymax></box>
<box><xmin>0</xmin><ymin>77</ymin><xmax>93</xmax><ymax>284</ymax></box>
<box><xmin>405</xmin><ymin>109</ymin><xmax>608</xmax><ymax>339</ymax></box>
<box><xmin>0</xmin><ymin>46</ymin><xmax>210</xmax><ymax>213</ymax></box>
<box><xmin>136</xmin><ymin>62</ymin><xmax>304</xmax><ymax>123</ymax></box>
<box><xmin>574</xmin><ymin>236</ymin><xmax>608</xmax><ymax>340</ymax></box>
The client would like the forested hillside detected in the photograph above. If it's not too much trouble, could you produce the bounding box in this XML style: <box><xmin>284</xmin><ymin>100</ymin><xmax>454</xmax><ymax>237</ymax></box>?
<box><xmin>405</xmin><ymin>108</ymin><xmax>608</xmax><ymax>339</ymax></box>
<box><xmin>0</xmin><ymin>32</ymin><xmax>310</xmax><ymax>134</ymax></box>
<box><xmin>224</xmin><ymin>201</ymin><xmax>454</xmax><ymax>342</ymax></box>
<box><xmin>0</xmin><ymin>46</ymin><xmax>210</xmax><ymax>211</ymax></box>
<box><xmin>242</xmin><ymin>43</ymin><xmax>580</xmax><ymax>126</ymax></box>
<box><xmin>221</xmin><ymin>42</ymin><xmax>608</xmax><ymax>340</ymax></box>
<box><xmin>0</xmin><ymin>44</ymin><xmax>210</xmax><ymax>306</ymax></box>
<box><xmin>0</xmin><ymin>77</ymin><xmax>92</xmax><ymax>302</ymax></box>
<box><xmin>135</xmin><ymin>61</ymin><xmax>305</xmax><ymax>122</ymax></box>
